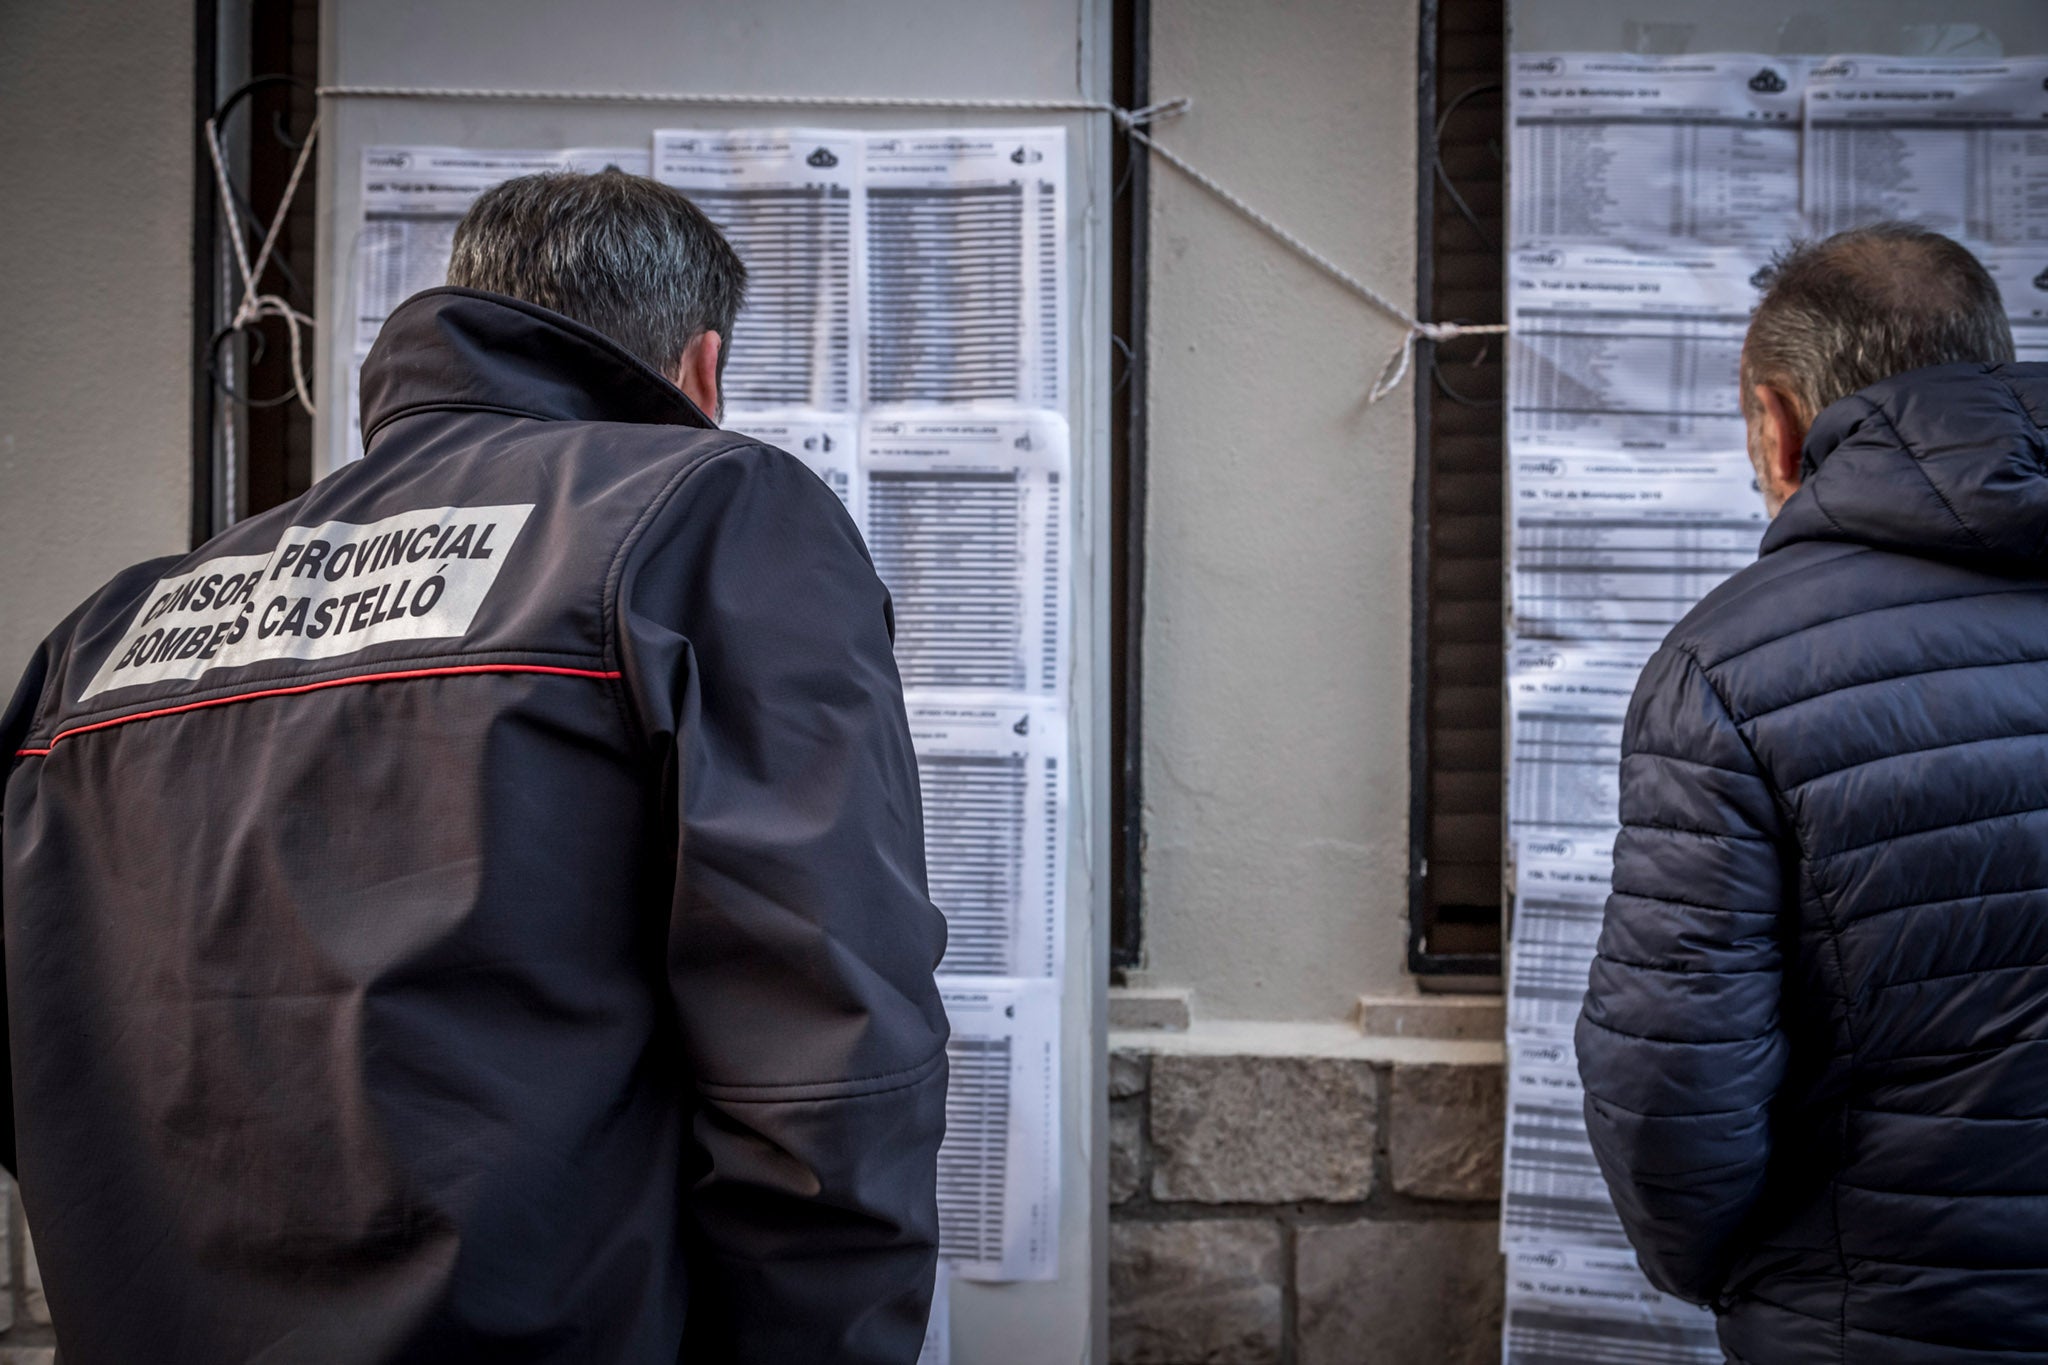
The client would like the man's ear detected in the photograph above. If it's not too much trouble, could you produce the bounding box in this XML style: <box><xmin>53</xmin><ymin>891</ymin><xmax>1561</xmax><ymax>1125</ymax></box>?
<box><xmin>674</xmin><ymin>331</ymin><xmax>722</xmax><ymax>420</ymax></box>
<box><xmin>1752</xmin><ymin>383</ymin><xmax>1807</xmax><ymax>499</ymax></box>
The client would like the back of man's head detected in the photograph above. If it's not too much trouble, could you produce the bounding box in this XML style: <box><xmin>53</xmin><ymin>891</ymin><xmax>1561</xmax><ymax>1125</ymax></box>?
<box><xmin>1744</xmin><ymin>223</ymin><xmax>2015</xmax><ymax>426</ymax></box>
<box><xmin>446</xmin><ymin>168</ymin><xmax>746</xmax><ymax>384</ymax></box>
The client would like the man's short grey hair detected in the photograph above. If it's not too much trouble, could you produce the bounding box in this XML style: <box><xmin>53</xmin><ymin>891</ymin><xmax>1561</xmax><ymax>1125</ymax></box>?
<box><xmin>1743</xmin><ymin>223</ymin><xmax>2015</xmax><ymax>425</ymax></box>
<box><xmin>446</xmin><ymin>168</ymin><xmax>746</xmax><ymax>382</ymax></box>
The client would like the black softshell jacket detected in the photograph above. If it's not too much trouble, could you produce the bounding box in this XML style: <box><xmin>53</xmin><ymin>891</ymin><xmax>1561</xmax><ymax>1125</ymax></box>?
<box><xmin>0</xmin><ymin>288</ymin><xmax>950</xmax><ymax>1363</ymax></box>
<box><xmin>1579</xmin><ymin>362</ymin><xmax>2048</xmax><ymax>1362</ymax></box>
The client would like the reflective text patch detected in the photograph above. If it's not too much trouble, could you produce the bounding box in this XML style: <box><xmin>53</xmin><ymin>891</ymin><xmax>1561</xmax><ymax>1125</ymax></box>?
<box><xmin>80</xmin><ymin>503</ymin><xmax>535</xmax><ymax>700</ymax></box>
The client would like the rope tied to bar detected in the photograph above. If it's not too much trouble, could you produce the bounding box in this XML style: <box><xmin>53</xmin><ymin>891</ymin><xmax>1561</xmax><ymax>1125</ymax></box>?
<box><xmin>204</xmin><ymin>112</ymin><xmax>322</xmax><ymax>416</ymax></box>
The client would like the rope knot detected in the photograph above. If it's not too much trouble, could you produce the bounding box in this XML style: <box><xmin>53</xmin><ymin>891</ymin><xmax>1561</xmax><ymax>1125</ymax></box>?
<box><xmin>1113</xmin><ymin>97</ymin><xmax>1192</xmax><ymax>132</ymax></box>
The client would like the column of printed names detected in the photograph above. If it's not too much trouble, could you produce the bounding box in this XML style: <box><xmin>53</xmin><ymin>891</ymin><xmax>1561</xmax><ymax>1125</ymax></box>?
<box><xmin>657</xmin><ymin>126</ymin><xmax>1073</xmax><ymax>1297</ymax></box>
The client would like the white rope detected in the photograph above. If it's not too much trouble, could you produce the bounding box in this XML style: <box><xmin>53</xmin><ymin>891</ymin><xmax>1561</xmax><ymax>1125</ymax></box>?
<box><xmin>205</xmin><ymin>113</ymin><xmax>321</xmax><ymax>417</ymax></box>
<box><xmin>1109</xmin><ymin>102</ymin><xmax>1508</xmax><ymax>401</ymax></box>
<box><xmin>316</xmin><ymin>83</ymin><xmax>1505</xmax><ymax>401</ymax></box>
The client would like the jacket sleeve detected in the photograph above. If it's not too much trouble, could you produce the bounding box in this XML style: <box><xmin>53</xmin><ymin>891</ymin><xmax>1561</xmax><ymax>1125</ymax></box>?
<box><xmin>619</xmin><ymin>444</ymin><xmax>949</xmax><ymax>1364</ymax></box>
<box><xmin>1576</xmin><ymin>644</ymin><xmax>1790</xmax><ymax>1304</ymax></box>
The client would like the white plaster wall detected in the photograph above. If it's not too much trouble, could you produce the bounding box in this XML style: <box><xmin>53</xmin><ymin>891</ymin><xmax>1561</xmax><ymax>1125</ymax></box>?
<box><xmin>0</xmin><ymin>0</ymin><xmax>193</xmax><ymax>686</ymax></box>
<box><xmin>1140</xmin><ymin>0</ymin><xmax>1420</xmax><ymax>1020</ymax></box>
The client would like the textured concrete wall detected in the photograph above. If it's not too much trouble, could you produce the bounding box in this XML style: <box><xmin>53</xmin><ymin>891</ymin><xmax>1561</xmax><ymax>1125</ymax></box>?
<box><xmin>1140</xmin><ymin>0</ymin><xmax>1422</xmax><ymax>1018</ymax></box>
<box><xmin>0</xmin><ymin>0</ymin><xmax>193</xmax><ymax>686</ymax></box>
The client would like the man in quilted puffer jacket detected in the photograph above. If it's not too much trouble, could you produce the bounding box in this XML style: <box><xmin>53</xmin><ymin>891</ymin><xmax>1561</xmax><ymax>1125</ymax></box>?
<box><xmin>1577</xmin><ymin>223</ymin><xmax>2048</xmax><ymax>1364</ymax></box>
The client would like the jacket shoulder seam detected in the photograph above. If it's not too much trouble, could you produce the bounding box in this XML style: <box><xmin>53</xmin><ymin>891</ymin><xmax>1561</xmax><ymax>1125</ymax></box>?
<box><xmin>597</xmin><ymin>436</ymin><xmax>766</xmax><ymax>748</ymax></box>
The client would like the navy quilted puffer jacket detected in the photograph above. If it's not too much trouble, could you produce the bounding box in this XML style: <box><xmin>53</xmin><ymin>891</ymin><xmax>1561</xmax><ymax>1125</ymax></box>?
<box><xmin>1579</xmin><ymin>362</ymin><xmax>2048</xmax><ymax>1363</ymax></box>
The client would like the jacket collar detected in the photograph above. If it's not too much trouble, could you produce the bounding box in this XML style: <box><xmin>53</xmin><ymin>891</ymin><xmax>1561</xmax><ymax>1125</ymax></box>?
<box><xmin>356</xmin><ymin>287</ymin><xmax>715</xmax><ymax>450</ymax></box>
<box><xmin>1763</xmin><ymin>361</ymin><xmax>2048</xmax><ymax>565</ymax></box>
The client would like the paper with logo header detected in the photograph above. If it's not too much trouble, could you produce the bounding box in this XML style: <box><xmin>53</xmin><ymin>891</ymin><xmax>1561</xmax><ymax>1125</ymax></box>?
<box><xmin>1506</xmin><ymin>641</ymin><xmax>1652</xmax><ymax>836</ymax></box>
<box><xmin>861</xmin><ymin>411</ymin><xmax>1069</xmax><ymax>700</ymax></box>
<box><xmin>1507</xmin><ymin>245</ymin><xmax>1765</xmax><ymax>454</ymax></box>
<box><xmin>935</xmin><ymin>978</ymin><xmax>1059</xmax><ymax>1282</ymax></box>
<box><xmin>862</xmin><ymin>130</ymin><xmax>1067</xmax><ymax>409</ymax></box>
<box><xmin>353</xmin><ymin>146</ymin><xmax>652</xmax><ymax>356</ymax></box>
<box><xmin>1509</xmin><ymin>441</ymin><xmax>1764</xmax><ymax>642</ymax></box>
<box><xmin>907</xmin><ymin>698</ymin><xmax>1066</xmax><ymax>979</ymax></box>
<box><xmin>348</xmin><ymin>146</ymin><xmax>650</xmax><ymax>460</ymax></box>
<box><xmin>1503</xmin><ymin>1245</ymin><xmax>1721</xmax><ymax>1364</ymax></box>
<box><xmin>80</xmin><ymin>504</ymin><xmax>534</xmax><ymax>701</ymax></box>
<box><xmin>1501</xmin><ymin>1036</ymin><xmax>1628</xmax><ymax>1250</ymax></box>
<box><xmin>1984</xmin><ymin>249</ymin><xmax>2048</xmax><ymax>362</ymax></box>
<box><xmin>651</xmin><ymin>130</ymin><xmax>860</xmax><ymax>410</ymax></box>
<box><xmin>1805</xmin><ymin>57</ymin><xmax>2048</xmax><ymax>245</ymax></box>
<box><xmin>1507</xmin><ymin>831</ymin><xmax>1612</xmax><ymax>1038</ymax></box>
<box><xmin>1509</xmin><ymin>53</ymin><xmax>1804</xmax><ymax>251</ymax></box>
<box><xmin>724</xmin><ymin>412</ymin><xmax>859</xmax><ymax>514</ymax></box>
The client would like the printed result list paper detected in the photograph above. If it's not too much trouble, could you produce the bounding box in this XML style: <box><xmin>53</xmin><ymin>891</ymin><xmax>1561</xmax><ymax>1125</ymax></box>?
<box><xmin>1503</xmin><ymin>60</ymin><xmax>1789</xmax><ymax>1357</ymax></box>
<box><xmin>1509</xmin><ymin>52</ymin><xmax>1805</xmax><ymax>251</ymax></box>
<box><xmin>652</xmin><ymin>129</ymin><xmax>860</xmax><ymax>412</ymax></box>
<box><xmin>907</xmin><ymin>698</ymin><xmax>1067</xmax><ymax>981</ymax></box>
<box><xmin>1804</xmin><ymin>57</ymin><xmax>2048</xmax><ymax>246</ymax></box>
<box><xmin>347</xmin><ymin>145</ymin><xmax>651</xmax><ymax>456</ymax></box>
<box><xmin>351</xmin><ymin>126</ymin><xmax>1076</xmax><ymax>1289</ymax></box>
<box><xmin>935</xmin><ymin>978</ymin><xmax>1060</xmax><ymax>1282</ymax></box>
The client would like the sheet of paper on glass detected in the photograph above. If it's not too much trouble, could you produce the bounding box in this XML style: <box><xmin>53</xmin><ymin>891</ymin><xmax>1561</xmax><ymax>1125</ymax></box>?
<box><xmin>862</xmin><ymin>411</ymin><xmax>1070</xmax><ymax>700</ymax></box>
<box><xmin>651</xmin><ymin>129</ymin><xmax>859</xmax><ymax>411</ymax></box>
<box><xmin>908</xmin><ymin>699</ymin><xmax>1066</xmax><ymax>980</ymax></box>
<box><xmin>1509</xmin><ymin>52</ymin><xmax>1805</xmax><ymax>250</ymax></box>
<box><xmin>1504</xmin><ymin>1246</ymin><xmax>1721</xmax><ymax>1364</ymax></box>
<box><xmin>1986</xmin><ymin>249</ymin><xmax>2048</xmax><ymax>362</ymax></box>
<box><xmin>1804</xmin><ymin>57</ymin><xmax>2048</xmax><ymax>245</ymax></box>
<box><xmin>1506</xmin><ymin>640</ymin><xmax>1650</xmax><ymax>837</ymax></box>
<box><xmin>863</xmin><ymin>130</ymin><xmax>1067</xmax><ymax>410</ymax></box>
<box><xmin>1501</xmin><ymin>1036</ymin><xmax>1628</xmax><ymax>1250</ymax></box>
<box><xmin>1510</xmin><ymin>443</ymin><xmax>1764</xmax><ymax>642</ymax></box>
<box><xmin>723</xmin><ymin>413</ymin><xmax>858</xmax><ymax>513</ymax></box>
<box><xmin>936</xmin><ymin>979</ymin><xmax>1060</xmax><ymax>1282</ymax></box>
<box><xmin>347</xmin><ymin>146</ymin><xmax>651</xmax><ymax>457</ymax></box>
<box><xmin>1506</xmin><ymin>245</ymin><xmax>1764</xmax><ymax>454</ymax></box>
<box><xmin>1506</xmin><ymin>832</ymin><xmax>1612</xmax><ymax>1039</ymax></box>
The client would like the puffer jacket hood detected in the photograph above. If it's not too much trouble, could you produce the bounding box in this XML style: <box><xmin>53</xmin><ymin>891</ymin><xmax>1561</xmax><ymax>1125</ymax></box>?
<box><xmin>1579</xmin><ymin>360</ymin><xmax>2048</xmax><ymax>1364</ymax></box>
<box><xmin>1765</xmin><ymin>361</ymin><xmax>2048</xmax><ymax>564</ymax></box>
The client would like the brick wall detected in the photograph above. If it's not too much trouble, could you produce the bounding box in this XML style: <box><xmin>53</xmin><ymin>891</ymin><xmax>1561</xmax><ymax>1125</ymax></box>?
<box><xmin>1109</xmin><ymin>1049</ymin><xmax>1504</xmax><ymax>1363</ymax></box>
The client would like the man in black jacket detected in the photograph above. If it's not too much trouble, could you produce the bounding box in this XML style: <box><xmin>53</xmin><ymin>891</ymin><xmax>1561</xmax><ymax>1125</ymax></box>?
<box><xmin>1577</xmin><ymin>223</ymin><xmax>2048</xmax><ymax>1363</ymax></box>
<box><xmin>0</xmin><ymin>169</ymin><xmax>948</xmax><ymax>1362</ymax></box>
